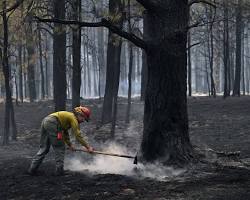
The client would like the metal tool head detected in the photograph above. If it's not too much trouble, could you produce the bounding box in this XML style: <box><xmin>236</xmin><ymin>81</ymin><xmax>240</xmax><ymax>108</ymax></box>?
<box><xmin>133</xmin><ymin>154</ymin><xmax>138</xmax><ymax>165</ymax></box>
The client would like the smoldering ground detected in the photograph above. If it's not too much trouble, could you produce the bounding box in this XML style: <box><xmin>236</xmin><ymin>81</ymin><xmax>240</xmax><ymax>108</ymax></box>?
<box><xmin>1</xmin><ymin>97</ymin><xmax>250</xmax><ymax>200</ymax></box>
<box><xmin>65</xmin><ymin>142</ymin><xmax>186</xmax><ymax>181</ymax></box>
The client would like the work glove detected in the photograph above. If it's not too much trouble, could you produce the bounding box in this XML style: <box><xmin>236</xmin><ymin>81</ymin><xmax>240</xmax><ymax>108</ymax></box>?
<box><xmin>85</xmin><ymin>146</ymin><xmax>94</xmax><ymax>153</ymax></box>
<box><xmin>68</xmin><ymin>145</ymin><xmax>75</xmax><ymax>151</ymax></box>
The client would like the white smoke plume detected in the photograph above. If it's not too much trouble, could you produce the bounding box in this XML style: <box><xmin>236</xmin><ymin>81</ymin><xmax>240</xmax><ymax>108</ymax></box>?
<box><xmin>65</xmin><ymin>142</ymin><xmax>186</xmax><ymax>181</ymax></box>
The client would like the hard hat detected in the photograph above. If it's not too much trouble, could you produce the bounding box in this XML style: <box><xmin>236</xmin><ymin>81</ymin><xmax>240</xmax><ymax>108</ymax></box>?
<box><xmin>74</xmin><ymin>106</ymin><xmax>91</xmax><ymax>121</ymax></box>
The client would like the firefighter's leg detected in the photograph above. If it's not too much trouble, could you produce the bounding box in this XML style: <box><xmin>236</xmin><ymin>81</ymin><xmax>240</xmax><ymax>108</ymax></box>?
<box><xmin>50</xmin><ymin>133</ymin><xmax>65</xmax><ymax>175</ymax></box>
<box><xmin>28</xmin><ymin>120</ymin><xmax>50</xmax><ymax>174</ymax></box>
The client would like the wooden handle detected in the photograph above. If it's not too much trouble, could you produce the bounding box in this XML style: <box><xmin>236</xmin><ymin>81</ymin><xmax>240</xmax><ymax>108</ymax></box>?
<box><xmin>74</xmin><ymin>148</ymin><xmax>135</xmax><ymax>159</ymax></box>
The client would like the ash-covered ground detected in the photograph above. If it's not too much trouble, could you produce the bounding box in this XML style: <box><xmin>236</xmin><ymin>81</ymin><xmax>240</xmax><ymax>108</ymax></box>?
<box><xmin>0</xmin><ymin>96</ymin><xmax>250</xmax><ymax>200</ymax></box>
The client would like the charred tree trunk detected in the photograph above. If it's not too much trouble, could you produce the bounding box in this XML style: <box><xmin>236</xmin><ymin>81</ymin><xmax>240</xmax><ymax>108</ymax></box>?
<box><xmin>110</xmin><ymin>38</ymin><xmax>122</xmax><ymax>137</ymax></box>
<box><xmin>26</xmin><ymin>17</ymin><xmax>37</xmax><ymax>102</ymax></box>
<box><xmin>18</xmin><ymin>43</ymin><xmax>23</xmax><ymax>103</ymax></box>
<box><xmin>44</xmin><ymin>33</ymin><xmax>49</xmax><ymax>98</ymax></box>
<box><xmin>207</xmin><ymin>7</ymin><xmax>216</xmax><ymax>97</ymax></box>
<box><xmin>233</xmin><ymin>0</ymin><xmax>242</xmax><ymax>97</ymax></box>
<box><xmin>126</xmin><ymin>43</ymin><xmax>133</xmax><ymax>123</ymax></box>
<box><xmin>1</xmin><ymin>0</ymin><xmax>18</xmax><ymax>144</ymax></box>
<box><xmin>223</xmin><ymin>0</ymin><xmax>230</xmax><ymax>98</ymax></box>
<box><xmin>53</xmin><ymin>0</ymin><xmax>66</xmax><ymax>111</ymax></box>
<box><xmin>126</xmin><ymin>0</ymin><xmax>133</xmax><ymax>124</ymax></box>
<box><xmin>141</xmin><ymin>0</ymin><xmax>193</xmax><ymax>165</ymax></box>
<box><xmin>242</xmin><ymin>25</ymin><xmax>245</xmax><ymax>96</ymax></box>
<box><xmin>38</xmin><ymin>24</ymin><xmax>45</xmax><ymax>99</ymax></box>
<box><xmin>187</xmin><ymin>31</ymin><xmax>192</xmax><ymax>97</ymax></box>
<box><xmin>246</xmin><ymin>32</ymin><xmax>250</xmax><ymax>94</ymax></box>
<box><xmin>71</xmin><ymin>0</ymin><xmax>81</xmax><ymax>108</ymax></box>
<box><xmin>140</xmin><ymin>11</ymin><xmax>148</xmax><ymax>101</ymax></box>
<box><xmin>97</xmin><ymin>27</ymin><xmax>106</xmax><ymax>98</ymax></box>
<box><xmin>102</xmin><ymin>0</ymin><xmax>123</xmax><ymax>125</ymax></box>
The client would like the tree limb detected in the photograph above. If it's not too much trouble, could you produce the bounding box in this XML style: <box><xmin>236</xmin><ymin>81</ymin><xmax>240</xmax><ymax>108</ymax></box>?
<box><xmin>0</xmin><ymin>0</ymin><xmax>25</xmax><ymax>15</ymax></box>
<box><xmin>186</xmin><ymin>42</ymin><xmax>201</xmax><ymax>50</ymax></box>
<box><xmin>33</xmin><ymin>16</ymin><xmax>147</xmax><ymax>50</ymax></box>
<box><xmin>188</xmin><ymin>0</ymin><xmax>216</xmax><ymax>8</ymax></box>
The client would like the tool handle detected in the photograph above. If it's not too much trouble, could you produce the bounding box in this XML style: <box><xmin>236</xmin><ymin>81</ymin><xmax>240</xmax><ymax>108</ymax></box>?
<box><xmin>74</xmin><ymin>148</ymin><xmax>135</xmax><ymax>159</ymax></box>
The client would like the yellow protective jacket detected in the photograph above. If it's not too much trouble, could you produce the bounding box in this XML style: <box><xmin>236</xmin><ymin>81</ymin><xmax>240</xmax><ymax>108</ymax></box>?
<box><xmin>50</xmin><ymin>111</ymin><xmax>89</xmax><ymax>147</ymax></box>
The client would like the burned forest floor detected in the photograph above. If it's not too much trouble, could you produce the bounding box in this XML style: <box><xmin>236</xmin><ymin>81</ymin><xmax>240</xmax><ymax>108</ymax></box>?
<box><xmin>1</xmin><ymin>96</ymin><xmax>250</xmax><ymax>200</ymax></box>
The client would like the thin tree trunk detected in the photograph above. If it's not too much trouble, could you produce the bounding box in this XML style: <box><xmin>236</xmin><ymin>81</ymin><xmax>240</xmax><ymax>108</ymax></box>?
<box><xmin>26</xmin><ymin>16</ymin><xmax>37</xmax><ymax>102</ymax></box>
<box><xmin>38</xmin><ymin>24</ymin><xmax>45</xmax><ymax>99</ymax></box>
<box><xmin>44</xmin><ymin>33</ymin><xmax>49</xmax><ymax>98</ymax></box>
<box><xmin>140</xmin><ymin>11</ymin><xmax>148</xmax><ymax>101</ymax></box>
<box><xmin>223</xmin><ymin>0</ymin><xmax>230</xmax><ymax>98</ymax></box>
<box><xmin>102</xmin><ymin>0</ymin><xmax>123</xmax><ymax>125</ymax></box>
<box><xmin>53</xmin><ymin>0</ymin><xmax>66</xmax><ymax>111</ymax></box>
<box><xmin>187</xmin><ymin>31</ymin><xmax>192</xmax><ymax>96</ymax></box>
<box><xmin>18</xmin><ymin>42</ymin><xmax>23</xmax><ymax>103</ymax></box>
<box><xmin>233</xmin><ymin>0</ymin><xmax>242</xmax><ymax>96</ymax></box>
<box><xmin>126</xmin><ymin>43</ymin><xmax>133</xmax><ymax>123</ymax></box>
<box><xmin>72</xmin><ymin>0</ymin><xmax>82</xmax><ymax>108</ymax></box>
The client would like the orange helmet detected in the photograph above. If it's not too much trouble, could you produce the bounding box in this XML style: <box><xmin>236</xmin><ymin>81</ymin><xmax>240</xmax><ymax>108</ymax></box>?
<box><xmin>74</xmin><ymin>106</ymin><xmax>91</xmax><ymax>121</ymax></box>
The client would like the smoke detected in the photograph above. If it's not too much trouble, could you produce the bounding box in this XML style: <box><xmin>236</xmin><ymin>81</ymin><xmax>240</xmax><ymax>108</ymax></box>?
<box><xmin>64</xmin><ymin>142</ymin><xmax>186</xmax><ymax>181</ymax></box>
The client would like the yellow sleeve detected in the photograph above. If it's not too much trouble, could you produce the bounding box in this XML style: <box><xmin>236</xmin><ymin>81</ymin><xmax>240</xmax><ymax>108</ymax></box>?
<box><xmin>63</xmin><ymin>130</ymin><xmax>71</xmax><ymax>147</ymax></box>
<box><xmin>71</xmin><ymin>120</ymin><xmax>89</xmax><ymax>148</ymax></box>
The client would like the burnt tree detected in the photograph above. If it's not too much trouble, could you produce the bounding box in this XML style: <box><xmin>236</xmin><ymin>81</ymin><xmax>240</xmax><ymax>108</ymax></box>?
<box><xmin>53</xmin><ymin>0</ymin><xmax>66</xmax><ymax>111</ymax></box>
<box><xmin>102</xmin><ymin>0</ymin><xmax>123</xmax><ymax>126</ymax></box>
<box><xmin>233</xmin><ymin>0</ymin><xmax>242</xmax><ymax>97</ymax></box>
<box><xmin>71</xmin><ymin>0</ymin><xmax>81</xmax><ymax>108</ymax></box>
<box><xmin>35</xmin><ymin>0</ymin><xmax>195</xmax><ymax>165</ymax></box>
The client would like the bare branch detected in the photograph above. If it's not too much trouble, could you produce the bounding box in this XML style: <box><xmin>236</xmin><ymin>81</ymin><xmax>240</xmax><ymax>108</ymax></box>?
<box><xmin>33</xmin><ymin>16</ymin><xmax>147</xmax><ymax>50</ymax></box>
<box><xmin>188</xmin><ymin>0</ymin><xmax>216</xmax><ymax>8</ymax></box>
<box><xmin>0</xmin><ymin>0</ymin><xmax>25</xmax><ymax>15</ymax></box>
<box><xmin>186</xmin><ymin>42</ymin><xmax>201</xmax><ymax>50</ymax></box>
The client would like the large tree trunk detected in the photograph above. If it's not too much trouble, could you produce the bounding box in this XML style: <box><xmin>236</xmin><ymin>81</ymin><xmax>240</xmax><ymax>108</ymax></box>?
<box><xmin>233</xmin><ymin>0</ymin><xmax>242</xmax><ymax>96</ymax></box>
<box><xmin>71</xmin><ymin>0</ymin><xmax>81</xmax><ymax>108</ymax></box>
<box><xmin>141</xmin><ymin>0</ymin><xmax>193</xmax><ymax>165</ymax></box>
<box><xmin>53</xmin><ymin>0</ymin><xmax>66</xmax><ymax>111</ymax></box>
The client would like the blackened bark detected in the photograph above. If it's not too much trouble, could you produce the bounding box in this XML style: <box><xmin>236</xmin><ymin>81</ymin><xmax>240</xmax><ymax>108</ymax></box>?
<box><xmin>242</xmin><ymin>24</ymin><xmax>245</xmax><ymax>96</ymax></box>
<box><xmin>38</xmin><ymin>24</ymin><xmax>45</xmax><ymax>99</ymax></box>
<box><xmin>102</xmin><ymin>0</ymin><xmax>123</xmax><ymax>124</ymax></box>
<box><xmin>44</xmin><ymin>34</ymin><xmax>49</xmax><ymax>97</ymax></box>
<box><xmin>140</xmin><ymin>11</ymin><xmax>148</xmax><ymax>101</ymax></box>
<box><xmin>233</xmin><ymin>0</ymin><xmax>242</xmax><ymax>97</ymax></box>
<box><xmin>110</xmin><ymin>39</ymin><xmax>122</xmax><ymax>137</ymax></box>
<box><xmin>71</xmin><ymin>0</ymin><xmax>81</xmax><ymax>108</ymax></box>
<box><xmin>2</xmin><ymin>0</ymin><xmax>18</xmax><ymax>144</ymax></box>
<box><xmin>18</xmin><ymin>43</ymin><xmax>23</xmax><ymax>103</ymax></box>
<box><xmin>26</xmin><ymin>17</ymin><xmax>37</xmax><ymax>102</ymax></box>
<box><xmin>53</xmin><ymin>0</ymin><xmax>66</xmax><ymax>111</ymax></box>
<box><xmin>126</xmin><ymin>0</ymin><xmax>133</xmax><ymax>124</ymax></box>
<box><xmin>206</xmin><ymin>7</ymin><xmax>216</xmax><ymax>97</ymax></box>
<box><xmin>126</xmin><ymin>43</ymin><xmax>133</xmax><ymax>124</ymax></box>
<box><xmin>97</xmin><ymin>27</ymin><xmax>106</xmax><ymax>97</ymax></box>
<box><xmin>187</xmin><ymin>31</ymin><xmax>192</xmax><ymax>96</ymax></box>
<box><xmin>2</xmin><ymin>1</ymin><xmax>10</xmax><ymax>145</ymax></box>
<box><xmin>223</xmin><ymin>0</ymin><xmax>230</xmax><ymax>98</ymax></box>
<box><xmin>246</xmin><ymin>33</ymin><xmax>250</xmax><ymax>93</ymax></box>
<box><xmin>141</xmin><ymin>0</ymin><xmax>193</xmax><ymax>165</ymax></box>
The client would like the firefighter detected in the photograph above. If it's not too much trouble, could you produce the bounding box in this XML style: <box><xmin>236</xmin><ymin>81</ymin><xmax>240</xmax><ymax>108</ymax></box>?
<box><xmin>28</xmin><ymin>106</ymin><xmax>94</xmax><ymax>176</ymax></box>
